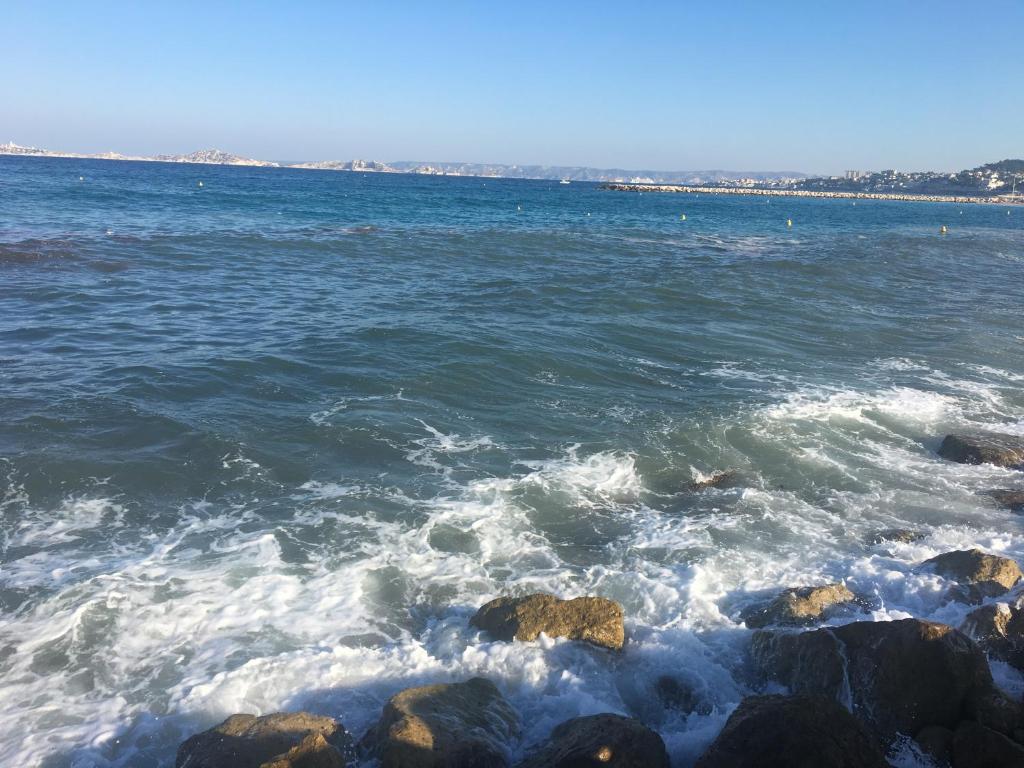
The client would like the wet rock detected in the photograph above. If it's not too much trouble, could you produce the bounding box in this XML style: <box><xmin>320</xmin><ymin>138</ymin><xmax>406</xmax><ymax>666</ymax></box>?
<box><xmin>751</xmin><ymin>619</ymin><xmax>1013</xmax><ymax>744</ymax></box>
<box><xmin>740</xmin><ymin>583</ymin><xmax>857</xmax><ymax>628</ymax></box>
<box><xmin>361</xmin><ymin>677</ymin><xmax>519</xmax><ymax>768</ymax></box>
<box><xmin>961</xmin><ymin>602</ymin><xmax>1024</xmax><ymax>671</ymax></box>
<box><xmin>654</xmin><ymin>676</ymin><xmax>711</xmax><ymax>716</ymax></box>
<box><xmin>693</xmin><ymin>694</ymin><xmax>888</xmax><ymax>768</ymax></box>
<box><xmin>951</xmin><ymin>721</ymin><xmax>1024</xmax><ymax>768</ymax></box>
<box><xmin>517</xmin><ymin>714</ymin><xmax>669</xmax><ymax>768</ymax></box>
<box><xmin>921</xmin><ymin>549</ymin><xmax>1023</xmax><ymax>601</ymax></box>
<box><xmin>687</xmin><ymin>470</ymin><xmax>738</xmax><ymax>491</ymax></box>
<box><xmin>938</xmin><ymin>434</ymin><xmax>1024</xmax><ymax>469</ymax></box>
<box><xmin>176</xmin><ymin>712</ymin><xmax>351</xmax><ymax>768</ymax></box>
<box><xmin>988</xmin><ymin>490</ymin><xmax>1024</xmax><ymax>513</ymax></box>
<box><xmin>868</xmin><ymin>528</ymin><xmax>924</xmax><ymax>545</ymax></box>
<box><xmin>471</xmin><ymin>594</ymin><xmax>625</xmax><ymax>651</ymax></box>
<box><xmin>916</xmin><ymin>725</ymin><xmax>954</xmax><ymax>766</ymax></box>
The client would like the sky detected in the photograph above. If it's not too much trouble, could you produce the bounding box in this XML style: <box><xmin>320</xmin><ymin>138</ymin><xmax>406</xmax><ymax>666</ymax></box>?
<box><xmin>3</xmin><ymin>1</ymin><xmax>1022</xmax><ymax>175</ymax></box>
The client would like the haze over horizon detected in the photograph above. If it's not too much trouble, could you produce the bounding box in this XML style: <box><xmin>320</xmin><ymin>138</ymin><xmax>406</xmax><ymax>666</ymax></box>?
<box><xmin>4</xmin><ymin>0</ymin><xmax>1022</xmax><ymax>176</ymax></box>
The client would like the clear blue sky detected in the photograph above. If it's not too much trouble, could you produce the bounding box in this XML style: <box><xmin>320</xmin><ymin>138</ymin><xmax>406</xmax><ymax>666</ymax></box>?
<box><xmin>4</xmin><ymin>1</ymin><xmax>1022</xmax><ymax>174</ymax></box>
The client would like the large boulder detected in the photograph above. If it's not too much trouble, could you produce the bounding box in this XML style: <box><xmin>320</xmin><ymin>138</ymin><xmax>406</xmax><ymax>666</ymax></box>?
<box><xmin>517</xmin><ymin>713</ymin><xmax>669</xmax><ymax>768</ymax></box>
<box><xmin>741</xmin><ymin>583</ymin><xmax>858</xmax><ymax>628</ymax></box>
<box><xmin>920</xmin><ymin>549</ymin><xmax>1023</xmax><ymax>601</ymax></box>
<box><xmin>470</xmin><ymin>594</ymin><xmax>625</xmax><ymax>651</ymax></box>
<box><xmin>688</xmin><ymin>470</ymin><xmax>739</xmax><ymax>491</ymax></box>
<box><xmin>938</xmin><ymin>434</ymin><xmax>1024</xmax><ymax>469</ymax></box>
<box><xmin>693</xmin><ymin>695</ymin><xmax>888</xmax><ymax>768</ymax></box>
<box><xmin>751</xmin><ymin>619</ymin><xmax>1015</xmax><ymax>744</ymax></box>
<box><xmin>961</xmin><ymin>602</ymin><xmax>1024</xmax><ymax>671</ymax></box>
<box><xmin>988</xmin><ymin>490</ymin><xmax>1024</xmax><ymax>513</ymax></box>
<box><xmin>176</xmin><ymin>712</ymin><xmax>351</xmax><ymax>768</ymax></box>
<box><xmin>360</xmin><ymin>677</ymin><xmax>520</xmax><ymax>768</ymax></box>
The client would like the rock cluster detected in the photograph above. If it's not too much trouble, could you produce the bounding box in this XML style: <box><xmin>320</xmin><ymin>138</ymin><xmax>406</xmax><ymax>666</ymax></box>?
<box><xmin>740</xmin><ymin>583</ymin><xmax>858</xmax><ymax>628</ymax></box>
<box><xmin>938</xmin><ymin>434</ymin><xmax>1024</xmax><ymax>468</ymax></box>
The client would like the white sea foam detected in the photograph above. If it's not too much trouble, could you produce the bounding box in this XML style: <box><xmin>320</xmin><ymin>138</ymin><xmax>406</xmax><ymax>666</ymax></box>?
<box><xmin>3</xmin><ymin>370</ymin><xmax>1024</xmax><ymax>767</ymax></box>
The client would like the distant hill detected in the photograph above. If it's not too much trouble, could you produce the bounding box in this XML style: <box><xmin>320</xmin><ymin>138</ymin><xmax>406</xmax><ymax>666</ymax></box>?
<box><xmin>791</xmin><ymin>160</ymin><xmax>1023</xmax><ymax>197</ymax></box>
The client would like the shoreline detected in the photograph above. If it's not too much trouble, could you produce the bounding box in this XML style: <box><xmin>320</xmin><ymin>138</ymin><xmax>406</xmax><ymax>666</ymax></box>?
<box><xmin>601</xmin><ymin>182</ymin><xmax>1024</xmax><ymax>206</ymax></box>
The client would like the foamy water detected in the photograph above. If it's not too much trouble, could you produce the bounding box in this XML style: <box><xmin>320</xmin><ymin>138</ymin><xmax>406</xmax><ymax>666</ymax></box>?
<box><xmin>1</xmin><ymin>156</ymin><xmax>1022</xmax><ymax>766</ymax></box>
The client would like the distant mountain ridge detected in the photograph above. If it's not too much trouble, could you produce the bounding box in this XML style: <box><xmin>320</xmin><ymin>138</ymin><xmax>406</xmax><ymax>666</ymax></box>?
<box><xmin>0</xmin><ymin>142</ymin><xmax>277</xmax><ymax>167</ymax></box>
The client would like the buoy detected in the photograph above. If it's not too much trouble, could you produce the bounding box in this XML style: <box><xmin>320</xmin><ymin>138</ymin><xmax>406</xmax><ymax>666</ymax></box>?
<box><xmin>786</xmin><ymin>218</ymin><xmax>793</xmax><ymax>228</ymax></box>
<box><xmin>517</xmin><ymin>205</ymin><xmax>522</xmax><ymax>212</ymax></box>
<box><xmin>586</xmin><ymin>212</ymin><xmax>591</xmax><ymax>216</ymax></box>
<box><xmin>940</xmin><ymin>225</ymin><xmax>948</xmax><ymax>234</ymax></box>
<box><xmin>79</xmin><ymin>176</ymin><xmax>84</xmax><ymax>181</ymax></box>
<box><xmin>680</xmin><ymin>214</ymin><xmax>686</xmax><ymax>221</ymax></box>
<box><xmin>198</xmin><ymin>181</ymin><xmax>203</xmax><ymax>188</ymax></box>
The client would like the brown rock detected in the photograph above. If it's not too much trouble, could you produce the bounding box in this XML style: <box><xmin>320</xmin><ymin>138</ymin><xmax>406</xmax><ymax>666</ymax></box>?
<box><xmin>988</xmin><ymin>490</ymin><xmax>1024</xmax><ymax>513</ymax></box>
<box><xmin>921</xmin><ymin>549</ymin><xmax>1023</xmax><ymax>600</ymax></box>
<box><xmin>693</xmin><ymin>695</ymin><xmax>888</xmax><ymax>768</ymax></box>
<box><xmin>751</xmin><ymin>619</ymin><xmax>1011</xmax><ymax>744</ymax></box>
<box><xmin>471</xmin><ymin>594</ymin><xmax>625</xmax><ymax>651</ymax></box>
<box><xmin>517</xmin><ymin>713</ymin><xmax>669</xmax><ymax>768</ymax></box>
<box><xmin>361</xmin><ymin>677</ymin><xmax>519</xmax><ymax>768</ymax></box>
<box><xmin>687</xmin><ymin>470</ymin><xmax>738</xmax><ymax>491</ymax></box>
<box><xmin>868</xmin><ymin>528</ymin><xmax>924</xmax><ymax>545</ymax></box>
<box><xmin>951</xmin><ymin>721</ymin><xmax>1024</xmax><ymax>768</ymax></box>
<box><xmin>741</xmin><ymin>583</ymin><xmax>857</xmax><ymax>628</ymax></box>
<box><xmin>961</xmin><ymin>602</ymin><xmax>1024</xmax><ymax>671</ymax></box>
<box><xmin>938</xmin><ymin>434</ymin><xmax>1024</xmax><ymax>468</ymax></box>
<box><xmin>176</xmin><ymin>712</ymin><xmax>351</xmax><ymax>768</ymax></box>
<box><xmin>916</xmin><ymin>725</ymin><xmax>954</xmax><ymax>766</ymax></box>
<box><xmin>654</xmin><ymin>676</ymin><xmax>711</xmax><ymax>716</ymax></box>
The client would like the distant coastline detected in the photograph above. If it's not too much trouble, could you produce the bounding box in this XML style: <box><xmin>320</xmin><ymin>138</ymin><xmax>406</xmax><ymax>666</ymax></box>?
<box><xmin>602</xmin><ymin>182</ymin><xmax>1024</xmax><ymax>206</ymax></box>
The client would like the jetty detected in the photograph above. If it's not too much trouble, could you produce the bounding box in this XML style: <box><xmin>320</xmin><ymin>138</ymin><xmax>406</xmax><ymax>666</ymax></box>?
<box><xmin>601</xmin><ymin>183</ymin><xmax>1024</xmax><ymax>206</ymax></box>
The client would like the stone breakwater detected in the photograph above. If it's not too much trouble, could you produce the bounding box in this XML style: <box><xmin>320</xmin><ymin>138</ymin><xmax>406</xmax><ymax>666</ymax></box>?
<box><xmin>601</xmin><ymin>183</ymin><xmax>1024</xmax><ymax>205</ymax></box>
<box><xmin>173</xmin><ymin>431</ymin><xmax>1024</xmax><ymax>768</ymax></box>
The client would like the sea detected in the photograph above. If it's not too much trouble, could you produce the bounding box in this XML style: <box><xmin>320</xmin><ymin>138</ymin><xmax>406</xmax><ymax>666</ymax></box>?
<box><xmin>1</xmin><ymin>155</ymin><xmax>1023</xmax><ymax>767</ymax></box>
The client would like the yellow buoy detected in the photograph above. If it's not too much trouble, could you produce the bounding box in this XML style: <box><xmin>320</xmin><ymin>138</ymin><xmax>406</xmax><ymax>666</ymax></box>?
<box><xmin>940</xmin><ymin>225</ymin><xmax>948</xmax><ymax>234</ymax></box>
<box><xmin>786</xmin><ymin>218</ymin><xmax>793</xmax><ymax>228</ymax></box>
<box><xmin>680</xmin><ymin>214</ymin><xmax>686</xmax><ymax>221</ymax></box>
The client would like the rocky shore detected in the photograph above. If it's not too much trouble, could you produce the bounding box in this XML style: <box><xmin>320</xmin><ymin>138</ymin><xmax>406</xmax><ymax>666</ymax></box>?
<box><xmin>601</xmin><ymin>183</ymin><xmax>1024</xmax><ymax>206</ymax></box>
<box><xmin>174</xmin><ymin>432</ymin><xmax>1024</xmax><ymax>767</ymax></box>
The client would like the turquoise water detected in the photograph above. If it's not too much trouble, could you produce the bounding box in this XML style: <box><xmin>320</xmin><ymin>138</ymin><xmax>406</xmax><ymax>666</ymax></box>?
<box><xmin>2</xmin><ymin>156</ymin><xmax>1023</xmax><ymax>766</ymax></box>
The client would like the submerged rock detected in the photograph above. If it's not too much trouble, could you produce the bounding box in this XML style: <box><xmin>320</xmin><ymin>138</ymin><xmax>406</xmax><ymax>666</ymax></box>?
<box><xmin>654</xmin><ymin>675</ymin><xmax>712</xmax><ymax>716</ymax></box>
<box><xmin>740</xmin><ymin>583</ymin><xmax>858</xmax><ymax>628</ymax></box>
<box><xmin>751</xmin><ymin>619</ymin><xmax>1015</xmax><ymax>744</ymax></box>
<box><xmin>693</xmin><ymin>694</ymin><xmax>888</xmax><ymax>768</ymax></box>
<box><xmin>518</xmin><ymin>713</ymin><xmax>669</xmax><ymax>768</ymax></box>
<box><xmin>176</xmin><ymin>712</ymin><xmax>351</xmax><ymax>768</ymax></box>
<box><xmin>361</xmin><ymin>677</ymin><xmax>520</xmax><ymax>768</ymax></box>
<box><xmin>938</xmin><ymin>434</ymin><xmax>1024</xmax><ymax>469</ymax></box>
<box><xmin>687</xmin><ymin>470</ymin><xmax>738</xmax><ymax>491</ymax></box>
<box><xmin>961</xmin><ymin>601</ymin><xmax>1024</xmax><ymax>671</ymax></box>
<box><xmin>471</xmin><ymin>593</ymin><xmax>625</xmax><ymax>651</ymax></box>
<box><xmin>921</xmin><ymin>549</ymin><xmax>1023</xmax><ymax>601</ymax></box>
<box><xmin>868</xmin><ymin>528</ymin><xmax>924</xmax><ymax>545</ymax></box>
<box><xmin>987</xmin><ymin>490</ymin><xmax>1024</xmax><ymax>513</ymax></box>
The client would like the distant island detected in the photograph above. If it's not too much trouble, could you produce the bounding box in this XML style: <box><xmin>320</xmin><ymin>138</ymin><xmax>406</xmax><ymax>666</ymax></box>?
<box><xmin>2</xmin><ymin>141</ymin><xmax>1021</xmax><ymax>200</ymax></box>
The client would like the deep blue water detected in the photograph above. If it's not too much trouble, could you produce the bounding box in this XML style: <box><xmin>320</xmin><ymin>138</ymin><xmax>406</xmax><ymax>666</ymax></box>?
<box><xmin>1</xmin><ymin>155</ymin><xmax>1023</xmax><ymax>767</ymax></box>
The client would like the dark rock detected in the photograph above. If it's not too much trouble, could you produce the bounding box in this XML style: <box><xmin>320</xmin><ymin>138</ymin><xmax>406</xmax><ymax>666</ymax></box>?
<box><xmin>693</xmin><ymin>694</ymin><xmax>888</xmax><ymax>768</ymax></box>
<box><xmin>920</xmin><ymin>549</ymin><xmax>1023</xmax><ymax>601</ymax></box>
<box><xmin>361</xmin><ymin>677</ymin><xmax>519</xmax><ymax>768</ymax></box>
<box><xmin>961</xmin><ymin>602</ymin><xmax>1024</xmax><ymax>671</ymax></box>
<box><xmin>471</xmin><ymin>594</ymin><xmax>625</xmax><ymax>651</ymax></box>
<box><xmin>868</xmin><ymin>528</ymin><xmax>924</xmax><ymax>545</ymax></box>
<box><xmin>951</xmin><ymin>721</ymin><xmax>1024</xmax><ymax>768</ymax></box>
<box><xmin>938</xmin><ymin>434</ymin><xmax>1024</xmax><ymax>468</ymax></box>
<box><xmin>987</xmin><ymin>490</ymin><xmax>1024</xmax><ymax>513</ymax></box>
<box><xmin>740</xmin><ymin>583</ymin><xmax>857</xmax><ymax>628</ymax></box>
<box><xmin>654</xmin><ymin>676</ymin><xmax>711</xmax><ymax>716</ymax></box>
<box><xmin>751</xmin><ymin>619</ymin><xmax>1014</xmax><ymax>744</ymax></box>
<box><xmin>517</xmin><ymin>713</ymin><xmax>669</xmax><ymax>768</ymax></box>
<box><xmin>176</xmin><ymin>712</ymin><xmax>351</xmax><ymax>768</ymax></box>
